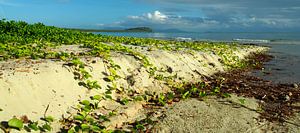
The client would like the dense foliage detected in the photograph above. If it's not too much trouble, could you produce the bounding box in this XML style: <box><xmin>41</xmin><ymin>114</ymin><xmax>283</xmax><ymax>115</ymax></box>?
<box><xmin>0</xmin><ymin>19</ymin><xmax>251</xmax><ymax>68</ymax></box>
<box><xmin>0</xmin><ymin>19</ymin><xmax>93</xmax><ymax>44</ymax></box>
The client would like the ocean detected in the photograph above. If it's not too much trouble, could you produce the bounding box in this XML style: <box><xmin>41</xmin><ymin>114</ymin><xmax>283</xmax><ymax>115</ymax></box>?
<box><xmin>96</xmin><ymin>32</ymin><xmax>300</xmax><ymax>84</ymax></box>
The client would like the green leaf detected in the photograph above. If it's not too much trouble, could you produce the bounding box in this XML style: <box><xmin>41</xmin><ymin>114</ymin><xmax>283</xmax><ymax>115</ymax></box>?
<box><xmin>99</xmin><ymin>115</ymin><xmax>110</xmax><ymax>121</ymax></box>
<box><xmin>8</xmin><ymin>118</ymin><xmax>24</xmax><ymax>130</ymax></box>
<box><xmin>159</xmin><ymin>93</ymin><xmax>165</xmax><ymax>101</ymax></box>
<box><xmin>114</xmin><ymin>64</ymin><xmax>121</xmax><ymax>69</ymax></box>
<box><xmin>80</xmin><ymin>100</ymin><xmax>90</xmax><ymax>106</ymax></box>
<box><xmin>105</xmin><ymin>95</ymin><xmax>112</xmax><ymax>99</ymax></box>
<box><xmin>120</xmin><ymin>98</ymin><xmax>129</xmax><ymax>105</ymax></box>
<box><xmin>74</xmin><ymin>115</ymin><xmax>85</xmax><ymax>121</ymax></box>
<box><xmin>28</xmin><ymin>122</ymin><xmax>39</xmax><ymax>131</ymax></box>
<box><xmin>158</xmin><ymin>99</ymin><xmax>166</xmax><ymax>106</ymax></box>
<box><xmin>86</xmin><ymin>116</ymin><xmax>94</xmax><ymax>123</ymax></box>
<box><xmin>83</xmin><ymin>105</ymin><xmax>92</xmax><ymax>112</ymax></box>
<box><xmin>109</xmin><ymin>111</ymin><xmax>117</xmax><ymax>116</ymax></box>
<box><xmin>74</xmin><ymin>126</ymin><xmax>81</xmax><ymax>132</ymax></box>
<box><xmin>191</xmin><ymin>87</ymin><xmax>198</xmax><ymax>93</ymax></box>
<box><xmin>81</xmin><ymin>124</ymin><xmax>90</xmax><ymax>130</ymax></box>
<box><xmin>42</xmin><ymin>123</ymin><xmax>52</xmax><ymax>131</ymax></box>
<box><xmin>91</xmin><ymin>95</ymin><xmax>102</xmax><ymax>101</ymax></box>
<box><xmin>134</xmin><ymin>96</ymin><xmax>143</xmax><ymax>101</ymax></box>
<box><xmin>135</xmin><ymin>123</ymin><xmax>145</xmax><ymax>130</ymax></box>
<box><xmin>199</xmin><ymin>82</ymin><xmax>206</xmax><ymax>88</ymax></box>
<box><xmin>44</xmin><ymin>116</ymin><xmax>54</xmax><ymax>122</ymax></box>
<box><xmin>91</xmin><ymin>125</ymin><xmax>102</xmax><ymax>132</ymax></box>
<box><xmin>107</xmin><ymin>76</ymin><xmax>114</xmax><ymax>82</ymax></box>
<box><xmin>222</xmin><ymin>93</ymin><xmax>231</xmax><ymax>98</ymax></box>
<box><xmin>213</xmin><ymin>87</ymin><xmax>220</xmax><ymax>93</ymax></box>
<box><xmin>105</xmin><ymin>90</ymin><xmax>112</xmax><ymax>94</ymax></box>
<box><xmin>79</xmin><ymin>111</ymin><xmax>87</xmax><ymax>117</ymax></box>
<box><xmin>239</xmin><ymin>99</ymin><xmax>246</xmax><ymax>104</ymax></box>
<box><xmin>67</xmin><ymin>128</ymin><xmax>75</xmax><ymax>133</ymax></box>
<box><xmin>182</xmin><ymin>91</ymin><xmax>190</xmax><ymax>99</ymax></box>
<box><xmin>199</xmin><ymin>91</ymin><xmax>206</xmax><ymax>97</ymax></box>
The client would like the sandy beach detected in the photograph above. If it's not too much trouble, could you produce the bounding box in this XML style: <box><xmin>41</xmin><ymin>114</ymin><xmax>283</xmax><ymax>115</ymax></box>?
<box><xmin>1</xmin><ymin>20</ymin><xmax>299</xmax><ymax>133</ymax></box>
<box><xmin>0</xmin><ymin>44</ymin><xmax>275</xmax><ymax>132</ymax></box>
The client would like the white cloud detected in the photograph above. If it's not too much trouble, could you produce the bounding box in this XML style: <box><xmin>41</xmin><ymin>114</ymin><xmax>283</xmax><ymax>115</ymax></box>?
<box><xmin>96</xmin><ymin>23</ymin><xmax>104</xmax><ymax>26</ymax></box>
<box><xmin>229</xmin><ymin>15</ymin><xmax>298</xmax><ymax>28</ymax></box>
<box><xmin>146</xmin><ymin>11</ymin><xmax>168</xmax><ymax>21</ymax></box>
<box><xmin>137</xmin><ymin>0</ymin><xmax>300</xmax><ymax>31</ymax></box>
<box><xmin>128</xmin><ymin>11</ymin><xmax>168</xmax><ymax>23</ymax></box>
<box><xmin>121</xmin><ymin>10</ymin><xmax>224</xmax><ymax>31</ymax></box>
<box><xmin>128</xmin><ymin>15</ymin><xmax>140</xmax><ymax>19</ymax></box>
<box><xmin>100</xmin><ymin>9</ymin><xmax>300</xmax><ymax>32</ymax></box>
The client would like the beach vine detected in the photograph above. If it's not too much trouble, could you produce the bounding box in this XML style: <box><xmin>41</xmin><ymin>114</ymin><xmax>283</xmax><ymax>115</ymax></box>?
<box><xmin>0</xmin><ymin>19</ymin><xmax>269</xmax><ymax>132</ymax></box>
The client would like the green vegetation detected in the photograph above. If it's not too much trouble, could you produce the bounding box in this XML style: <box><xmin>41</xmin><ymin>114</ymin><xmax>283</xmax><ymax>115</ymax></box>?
<box><xmin>0</xmin><ymin>115</ymin><xmax>55</xmax><ymax>132</ymax></box>
<box><xmin>125</xmin><ymin>27</ymin><xmax>152</xmax><ymax>32</ymax></box>
<box><xmin>0</xmin><ymin>19</ymin><xmax>263</xmax><ymax>132</ymax></box>
<box><xmin>8</xmin><ymin>118</ymin><xmax>23</xmax><ymax>130</ymax></box>
<box><xmin>61</xmin><ymin>96</ymin><xmax>110</xmax><ymax>132</ymax></box>
<box><xmin>0</xmin><ymin>19</ymin><xmax>252</xmax><ymax>71</ymax></box>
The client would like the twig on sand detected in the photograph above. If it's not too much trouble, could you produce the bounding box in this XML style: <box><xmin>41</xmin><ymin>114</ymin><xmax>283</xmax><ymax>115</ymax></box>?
<box><xmin>44</xmin><ymin>103</ymin><xmax>50</xmax><ymax>118</ymax></box>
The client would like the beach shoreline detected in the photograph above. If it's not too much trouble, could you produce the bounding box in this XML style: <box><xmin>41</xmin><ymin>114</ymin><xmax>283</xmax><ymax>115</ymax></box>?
<box><xmin>1</xmin><ymin>20</ymin><xmax>299</xmax><ymax>132</ymax></box>
<box><xmin>0</xmin><ymin>44</ymin><xmax>274</xmax><ymax>132</ymax></box>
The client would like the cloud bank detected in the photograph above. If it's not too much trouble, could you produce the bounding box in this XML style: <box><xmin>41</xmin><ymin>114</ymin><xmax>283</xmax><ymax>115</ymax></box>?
<box><xmin>103</xmin><ymin>0</ymin><xmax>300</xmax><ymax>32</ymax></box>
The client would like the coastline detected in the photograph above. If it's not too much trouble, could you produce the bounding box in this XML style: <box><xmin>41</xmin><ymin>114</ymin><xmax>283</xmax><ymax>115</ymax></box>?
<box><xmin>0</xmin><ymin>44</ymin><xmax>271</xmax><ymax>132</ymax></box>
<box><xmin>1</xmin><ymin>20</ymin><xmax>299</xmax><ymax>132</ymax></box>
<box><xmin>154</xmin><ymin>57</ymin><xmax>300</xmax><ymax>132</ymax></box>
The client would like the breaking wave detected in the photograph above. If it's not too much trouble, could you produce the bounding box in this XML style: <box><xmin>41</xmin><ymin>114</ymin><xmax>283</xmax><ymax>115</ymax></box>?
<box><xmin>233</xmin><ymin>38</ymin><xmax>270</xmax><ymax>43</ymax></box>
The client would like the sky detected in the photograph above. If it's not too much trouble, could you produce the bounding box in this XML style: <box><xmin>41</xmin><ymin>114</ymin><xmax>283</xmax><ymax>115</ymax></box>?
<box><xmin>0</xmin><ymin>0</ymin><xmax>300</xmax><ymax>32</ymax></box>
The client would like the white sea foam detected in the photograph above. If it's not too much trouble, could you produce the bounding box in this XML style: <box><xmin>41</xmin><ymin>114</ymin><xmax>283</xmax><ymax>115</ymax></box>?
<box><xmin>175</xmin><ymin>37</ymin><xmax>192</xmax><ymax>41</ymax></box>
<box><xmin>233</xmin><ymin>38</ymin><xmax>270</xmax><ymax>43</ymax></box>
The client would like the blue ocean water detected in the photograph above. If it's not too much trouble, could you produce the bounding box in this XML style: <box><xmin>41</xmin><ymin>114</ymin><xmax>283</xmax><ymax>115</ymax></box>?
<box><xmin>96</xmin><ymin>32</ymin><xmax>300</xmax><ymax>83</ymax></box>
<box><xmin>96</xmin><ymin>32</ymin><xmax>300</xmax><ymax>42</ymax></box>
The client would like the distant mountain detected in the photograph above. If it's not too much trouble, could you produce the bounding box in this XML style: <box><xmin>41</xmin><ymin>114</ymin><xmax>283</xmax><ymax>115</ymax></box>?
<box><xmin>68</xmin><ymin>27</ymin><xmax>153</xmax><ymax>32</ymax></box>
<box><xmin>125</xmin><ymin>27</ymin><xmax>152</xmax><ymax>32</ymax></box>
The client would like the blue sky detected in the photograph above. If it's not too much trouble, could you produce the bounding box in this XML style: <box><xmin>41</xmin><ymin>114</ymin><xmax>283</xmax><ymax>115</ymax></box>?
<box><xmin>1</xmin><ymin>0</ymin><xmax>300</xmax><ymax>32</ymax></box>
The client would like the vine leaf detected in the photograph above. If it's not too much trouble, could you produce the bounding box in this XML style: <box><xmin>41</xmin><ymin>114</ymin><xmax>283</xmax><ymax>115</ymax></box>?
<box><xmin>8</xmin><ymin>118</ymin><xmax>24</xmax><ymax>130</ymax></box>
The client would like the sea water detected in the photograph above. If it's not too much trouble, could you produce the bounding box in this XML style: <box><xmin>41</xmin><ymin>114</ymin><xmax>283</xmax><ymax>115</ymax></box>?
<box><xmin>96</xmin><ymin>32</ymin><xmax>300</xmax><ymax>84</ymax></box>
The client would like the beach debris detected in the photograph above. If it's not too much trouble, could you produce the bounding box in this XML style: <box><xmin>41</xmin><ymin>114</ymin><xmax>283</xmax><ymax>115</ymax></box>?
<box><xmin>293</xmin><ymin>83</ymin><xmax>298</xmax><ymax>89</ymax></box>
<box><xmin>166</xmin><ymin>66</ymin><xmax>173</xmax><ymax>73</ymax></box>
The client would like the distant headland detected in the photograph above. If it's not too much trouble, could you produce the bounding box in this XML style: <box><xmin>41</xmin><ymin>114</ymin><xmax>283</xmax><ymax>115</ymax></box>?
<box><xmin>67</xmin><ymin>27</ymin><xmax>153</xmax><ymax>32</ymax></box>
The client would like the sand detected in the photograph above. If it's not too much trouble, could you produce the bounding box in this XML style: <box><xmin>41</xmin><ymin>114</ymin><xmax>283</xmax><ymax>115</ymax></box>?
<box><xmin>0</xmin><ymin>45</ymin><xmax>270</xmax><ymax>132</ymax></box>
<box><xmin>153</xmin><ymin>95</ymin><xmax>264</xmax><ymax>133</ymax></box>
<box><xmin>153</xmin><ymin>97</ymin><xmax>300</xmax><ymax>133</ymax></box>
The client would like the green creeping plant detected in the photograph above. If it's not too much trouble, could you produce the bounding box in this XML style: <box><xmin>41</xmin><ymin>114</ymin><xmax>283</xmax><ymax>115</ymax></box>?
<box><xmin>8</xmin><ymin>118</ymin><xmax>23</xmax><ymax>130</ymax></box>
<box><xmin>63</xmin><ymin>96</ymin><xmax>112</xmax><ymax>133</ymax></box>
<box><xmin>0</xmin><ymin>19</ymin><xmax>251</xmax><ymax>64</ymax></box>
<box><xmin>1</xmin><ymin>115</ymin><xmax>55</xmax><ymax>132</ymax></box>
<box><xmin>0</xmin><ymin>19</ymin><xmax>258</xmax><ymax>132</ymax></box>
<box><xmin>182</xmin><ymin>91</ymin><xmax>190</xmax><ymax>99</ymax></box>
<box><xmin>199</xmin><ymin>91</ymin><xmax>207</xmax><ymax>97</ymax></box>
<box><xmin>239</xmin><ymin>99</ymin><xmax>246</xmax><ymax>104</ymax></box>
<box><xmin>85</xmin><ymin>80</ymin><xmax>101</xmax><ymax>90</ymax></box>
